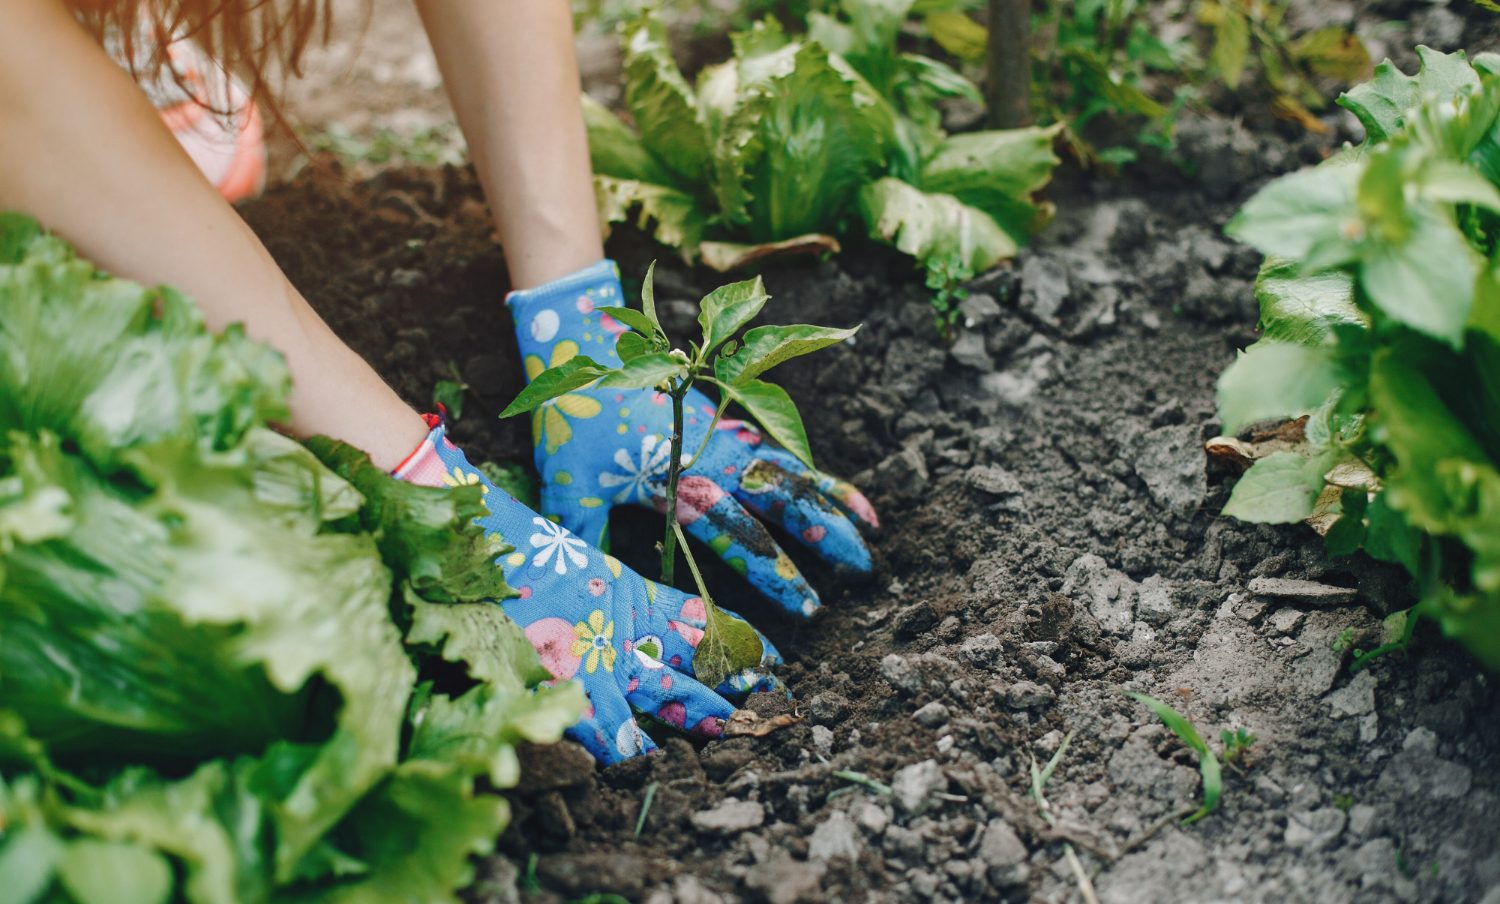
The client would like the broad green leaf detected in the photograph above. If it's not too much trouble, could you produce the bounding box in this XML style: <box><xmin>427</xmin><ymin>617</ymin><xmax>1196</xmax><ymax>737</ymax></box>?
<box><xmin>57</xmin><ymin>839</ymin><xmax>172</xmax><ymax>904</ymax></box>
<box><xmin>859</xmin><ymin>177</ymin><xmax>1018</xmax><ymax>275</ymax></box>
<box><xmin>1226</xmin><ymin>161</ymin><xmax>1361</xmax><ymax>262</ymax></box>
<box><xmin>615</xmin><ymin>331</ymin><xmax>651</xmax><ymax>362</ymax></box>
<box><xmin>1223</xmin><ymin>450</ymin><xmax>1333</xmax><ymax>523</ymax></box>
<box><xmin>719</xmin><ymin>379</ymin><xmax>815</xmax><ymax>468</ymax></box>
<box><xmin>596</xmin><ymin>352</ymin><xmax>688</xmax><ymax>390</ymax></box>
<box><xmin>594</xmin><ymin>176</ymin><xmax>707</xmax><ymax>259</ymax></box>
<box><xmin>715</xmin><ymin>323</ymin><xmax>859</xmax><ymax>386</ymax></box>
<box><xmin>580</xmin><ymin>94</ymin><xmax>672</xmax><ymax>184</ymax></box>
<box><xmin>0</xmin><ymin>825</ymin><xmax>62</xmax><ymax>904</ymax></box>
<box><xmin>1211</xmin><ymin>5</ymin><xmax>1250</xmax><ymax>88</ymax></box>
<box><xmin>698</xmin><ymin>276</ymin><xmax>770</xmax><ymax>356</ymax></box>
<box><xmin>499</xmin><ymin>356</ymin><xmax>611</xmax><ymax>417</ymax></box>
<box><xmin>896</xmin><ymin>53</ymin><xmax>983</xmax><ymax>106</ymax></box>
<box><xmin>1253</xmin><ymin>260</ymin><xmax>1366</xmax><ymax>345</ymax></box>
<box><xmin>919</xmin><ymin>126</ymin><xmax>1063</xmax><ymax>238</ymax></box>
<box><xmin>621</xmin><ymin>17</ymin><xmax>712</xmax><ymax>184</ymax></box>
<box><xmin>432</xmin><ymin>379</ymin><xmax>465</xmax><ymax>421</ymax></box>
<box><xmin>1123</xmin><ymin>692</ymin><xmax>1221</xmax><ymax>824</ymax></box>
<box><xmin>923</xmin><ymin>9</ymin><xmax>988</xmax><ymax>62</ymax></box>
<box><xmin>1360</xmin><ymin>204</ymin><xmax>1477</xmax><ymax>348</ymax></box>
<box><xmin>1418</xmin><ymin>159</ymin><xmax>1500</xmax><ymax>211</ymax></box>
<box><xmin>1217</xmin><ymin>341</ymin><xmax>1345</xmax><ymax>432</ymax></box>
<box><xmin>1364</xmin><ymin>489</ymin><xmax>1422</xmax><ymax>574</ymax></box>
<box><xmin>713</xmin><ymin>42</ymin><xmax>893</xmax><ymax>240</ymax></box>
<box><xmin>598</xmin><ymin>305</ymin><xmax>661</xmax><ymax>340</ymax></box>
<box><xmin>1339</xmin><ymin>48</ymin><xmax>1479</xmax><ymax>144</ymax></box>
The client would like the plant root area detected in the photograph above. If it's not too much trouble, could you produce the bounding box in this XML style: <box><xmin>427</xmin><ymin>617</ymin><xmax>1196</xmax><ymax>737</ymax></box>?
<box><xmin>241</xmin><ymin>114</ymin><xmax>1499</xmax><ymax>904</ymax></box>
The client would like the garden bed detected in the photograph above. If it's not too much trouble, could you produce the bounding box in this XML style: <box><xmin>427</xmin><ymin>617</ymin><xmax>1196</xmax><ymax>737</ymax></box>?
<box><xmin>240</xmin><ymin>102</ymin><xmax>1499</xmax><ymax>903</ymax></box>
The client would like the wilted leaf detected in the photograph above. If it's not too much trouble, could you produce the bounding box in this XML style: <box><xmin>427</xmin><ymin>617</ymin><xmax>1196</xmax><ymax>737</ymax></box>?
<box><xmin>924</xmin><ymin>9</ymin><xmax>987</xmax><ymax>62</ymax></box>
<box><xmin>723</xmin><ymin>709</ymin><xmax>802</xmax><ymax>738</ymax></box>
<box><xmin>699</xmin><ymin>234</ymin><xmax>843</xmax><ymax>271</ymax></box>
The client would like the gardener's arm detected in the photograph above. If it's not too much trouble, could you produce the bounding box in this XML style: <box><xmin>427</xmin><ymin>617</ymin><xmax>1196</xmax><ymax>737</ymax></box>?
<box><xmin>0</xmin><ymin>0</ymin><xmax>428</xmax><ymax>469</ymax></box>
<box><xmin>413</xmin><ymin>0</ymin><xmax>603</xmax><ymax>289</ymax></box>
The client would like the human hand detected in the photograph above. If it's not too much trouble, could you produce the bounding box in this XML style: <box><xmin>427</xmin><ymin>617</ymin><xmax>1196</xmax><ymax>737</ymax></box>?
<box><xmin>408</xmin><ymin>420</ymin><xmax>782</xmax><ymax>763</ymax></box>
<box><xmin>507</xmin><ymin>261</ymin><xmax>879</xmax><ymax>617</ymax></box>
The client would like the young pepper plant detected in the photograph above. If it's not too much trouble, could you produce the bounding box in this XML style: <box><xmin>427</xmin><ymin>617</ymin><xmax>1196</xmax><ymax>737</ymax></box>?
<box><xmin>501</xmin><ymin>263</ymin><xmax>857</xmax><ymax>683</ymax></box>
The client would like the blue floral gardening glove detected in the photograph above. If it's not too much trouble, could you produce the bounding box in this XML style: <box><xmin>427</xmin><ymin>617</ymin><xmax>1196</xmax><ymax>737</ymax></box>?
<box><xmin>507</xmin><ymin>261</ymin><xmax>879</xmax><ymax>618</ymax></box>
<box><xmin>397</xmin><ymin>419</ymin><xmax>782</xmax><ymax>764</ymax></box>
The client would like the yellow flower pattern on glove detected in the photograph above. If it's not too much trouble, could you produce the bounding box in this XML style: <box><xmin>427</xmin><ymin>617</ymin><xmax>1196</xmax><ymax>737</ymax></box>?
<box><xmin>570</xmin><ymin>609</ymin><xmax>616</xmax><ymax>674</ymax></box>
<box><xmin>525</xmin><ymin>340</ymin><xmax>602</xmax><ymax>454</ymax></box>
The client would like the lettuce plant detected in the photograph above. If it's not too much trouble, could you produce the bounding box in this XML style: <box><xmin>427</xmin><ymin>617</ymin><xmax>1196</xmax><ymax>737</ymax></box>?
<box><xmin>0</xmin><ymin>214</ymin><xmax>586</xmax><ymax>903</ymax></box>
<box><xmin>1215</xmin><ymin>48</ymin><xmax>1500</xmax><ymax>670</ymax></box>
<box><xmin>586</xmin><ymin>8</ymin><xmax>1060</xmax><ymax>296</ymax></box>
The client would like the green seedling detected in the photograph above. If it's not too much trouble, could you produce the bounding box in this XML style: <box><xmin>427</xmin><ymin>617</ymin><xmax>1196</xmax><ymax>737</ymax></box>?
<box><xmin>831</xmin><ymin>769</ymin><xmax>894</xmax><ymax>800</ymax></box>
<box><xmin>1220</xmin><ymin>726</ymin><xmax>1257</xmax><ymax>773</ymax></box>
<box><xmin>634</xmin><ymin>782</ymin><xmax>660</xmax><ymax>838</ymax></box>
<box><xmin>432</xmin><ymin>361</ymin><xmax>470</xmax><ymax>420</ymax></box>
<box><xmin>1123</xmin><ymin>692</ymin><xmax>1223</xmax><ymax>824</ymax></box>
<box><xmin>1028</xmin><ymin>732</ymin><xmax>1100</xmax><ymax>904</ymax></box>
<box><xmin>502</xmin><ymin>263</ymin><xmax>857</xmax><ymax>685</ymax></box>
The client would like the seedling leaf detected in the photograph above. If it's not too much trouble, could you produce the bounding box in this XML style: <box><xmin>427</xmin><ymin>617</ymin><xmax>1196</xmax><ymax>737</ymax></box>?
<box><xmin>499</xmin><ymin>357</ymin><xmax>612</xmax><ymax>417</ymax></box>
<box><xmin>715</xmin><ymin>324</ymin><xmax>859</xmax><ymax>386</ymax></box>
<box><xmin>596</xmin><ymin>353</ymin><xmax>689</xmax><ymax>390</ymax></box>
<box><xmin>698</xmin><ymin>276</ymin><xmax>770</xmax><ymax>357</ymax></box>
<box><xmin>717</xmin><ymin>378</ymin><xmax>815</xmax><ymax>469</ymax></box>
<box><xmin>1124</xmin><ymin>692</ymin><xmax>1222</xmax><ymax>824</ymax></box>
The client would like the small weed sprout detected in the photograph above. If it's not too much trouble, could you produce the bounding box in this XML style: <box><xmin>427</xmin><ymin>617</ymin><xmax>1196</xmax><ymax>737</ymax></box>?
<box><xmin>1123</xmin><ymin>691</ymin><xmax>1234</xmax><ymax>824</ymax></box>
<box><xmin>503</xmin><ymin>262</ymin><xmax>858</xmax><ymax>685</ymax></box>
<box><xmin>1029</xmin><ymin>732</ymin><xmax>1100</xmax><ymax>904</ymax></box>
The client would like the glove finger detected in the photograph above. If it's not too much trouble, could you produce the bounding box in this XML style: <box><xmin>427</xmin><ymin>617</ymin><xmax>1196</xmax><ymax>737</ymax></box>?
<box><xmin>674</xmin><ymin>475</ymin><xmax>822</xmax><ymax>618</ymax></box>
<box><xmin>753</xmin><ymin>447</ymin><xmax>881</xmax><ymax>532</ymax></box>
<box><xmin>625</xmin><ymin>651</ymin><xmax>735</xmax><ymax>741</ymax></box>
<box><xmin>542</xmin><ymin>487</ymin><xmax>613</xmax><ymax>551</ymax></box>
<box><xmin>565</xmin><ymin>677</ymin><xmax>657</xmax><ymax>765</ymax></box>
<box><xmin>733</xmin><ymin>455</ymin><xmax>873</xmax><ymax>572</ymax></box>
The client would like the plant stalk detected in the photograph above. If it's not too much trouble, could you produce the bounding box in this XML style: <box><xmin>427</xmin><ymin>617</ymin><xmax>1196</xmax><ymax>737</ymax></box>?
<box><xmin>986</xmin><ymin>0</ymin><xmax>1033</xmax><ymax>129</ymax></box>
<box><xmin>661</xmin><ymin>382</ymin><xmax>688</xmax><ymax>584</ymax></box>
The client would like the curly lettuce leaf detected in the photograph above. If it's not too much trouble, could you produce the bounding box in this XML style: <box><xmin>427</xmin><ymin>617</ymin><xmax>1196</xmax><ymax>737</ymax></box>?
<box><xmin>918</xmin><ymin>125</ymin><xmax>1063</xmax><ymax>240</ymax></box>
<box><xmin>621</xmin><ymin>16</ymin><xmax>712</xmax><ymax>185</ymax></box>
<box><xmin>859</xmin><ymin>177</ymin><xmax>1018</xmax><ymax>276</ymax></box>
<box><xmin>714</xmin><ymin>42</ymin><xmax>892</xmax><ymax>240</ymax></box>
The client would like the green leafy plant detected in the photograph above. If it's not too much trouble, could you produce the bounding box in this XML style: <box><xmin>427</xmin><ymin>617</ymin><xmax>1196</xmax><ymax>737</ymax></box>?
<box><xmin>585</xmin><ymin>8</ymin><xmax>1060</xmax><ymax>300</ymax></box>
<box><xmin>0</xmin><ymin>213</ymin><xmax>586</xmax><ymax>903</ymax></box>
<box><xmin>501</xmin><ymin>263</ymin><xmax>855</xmax><ymax>685</ymax></box>
<box><xmin>1123</xmin><ymin>692</ymin><xmax>1225</xmax><ymax>823</ymax></box>
<box><xmin>1215</xmin><ymin>47</ymin><xmax>1500</xmax><ymax>671</ymax></box>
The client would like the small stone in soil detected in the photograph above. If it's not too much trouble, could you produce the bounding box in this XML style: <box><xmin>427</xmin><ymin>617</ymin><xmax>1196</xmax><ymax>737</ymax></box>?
<box><xmin>1001</xmin><ymin>681</ymin><xmax>1056</xmax><ymax>709</ymax></box>
<box><xmin>914</xmin><ymin>701</ymin><xmax>951</xmax><ymax>728</ymax></box>
<box><xmin>856</xmin><ymin>800</ymin><xmax>891</xmax><ymax>835</ymax></box>
<box><xmin>808</xmin><ymin>691</ymin><xmax>851</xmax><ymax>725</ymax></box>
<box><xmin>1283</xmin><ymin>807</ymin><xmax>1347</xmax><ymax>851</ymax></box>
<box><xmin>1325</xmin><ymin>670</ymin><xmax>1377</xmax><ymax>718</ymax></box>
<box><xmin>1135</xmin><ymin>575</ymin><xmax>1177</xmax><ymax>627</ymax></box>
<box><xmin>965</xmin><ymin>464</ymin><xmax>1022</xmax><ymax>498</ymax></box>
<box><xmin>808</xmin><ymin>811</ymin><xmax>862</xmax><ymax>863</ymax></box>
<box><xmin>811</xmin><ymin>725</ymin><xmax>834</xmax><ymax>756</ymax></box>
<box><xmin>959</xmin><ymin>633</ymin><xmax>1005</xmax><ymax>670</ymax></box>
<box><xmin>1248</xmin><ymin>576</ymin><xmax>1358</xmax><ymax>606</ymax></box>
<box><xmin>1267</xmin><ymin>607</ymin><xmax>1306</xmax><ymax>635</ymax></box>
<box><xmin>690</xmin><ymin>798</ymin><xmax>766</xmax><ymax>835</ymax></box>
<box><xmin>977</xmin><ymin>819</ymin><xmax>1030</xmax><ymax>889</ymax></box>
<box><xmin>892</xmin><ymin>760</ymin><xmax>947</xmax><ymax>815</ymax></box>
<box><xmin>1133</xmin><ymin>423</ymin><xmax>1208</xmax><ymax>516</ymax></box>
<box><xmin>949</xmin><ymin>331</ymin><xmax>993</xmax><ymax>371</ymax></box>
<box><xmin>893</xmin><ymin>601</ymin><xmax>939</xmax><ymax>640</ymax></box>
<box><xmin>743</xmin><ymin>851</ymin><xmax>825</xmax><ymax>904</ymax></box>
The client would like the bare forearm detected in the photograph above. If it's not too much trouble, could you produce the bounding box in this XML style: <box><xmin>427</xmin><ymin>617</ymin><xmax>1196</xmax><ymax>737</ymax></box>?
<box><xmin>0</xmin><ymin>0</ymin><xmax>425</xmax><ymax>467</ymax></box>
<box><xmin>414</xmin><ymin>0</ymin><xmax>603</xmax><ymax>289</ymax></box>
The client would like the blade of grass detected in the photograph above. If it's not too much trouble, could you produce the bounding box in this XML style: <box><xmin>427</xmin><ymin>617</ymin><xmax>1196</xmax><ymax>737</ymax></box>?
<box><xmin>1123</xmin><ymin>691</ymin><xmax>1222</xmax><ymax>824</ymax></box>
<box><xmin>634</xmin><ymin>782</ymin><xmax>660</xmax><ymax>839</ymax></box>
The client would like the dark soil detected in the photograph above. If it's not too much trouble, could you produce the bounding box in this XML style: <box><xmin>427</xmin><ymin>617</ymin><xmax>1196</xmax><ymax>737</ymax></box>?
<box><xmin>241</xmin><ymin>83</ymin><xmax>1500</xmax><ymax>904</ymax></box>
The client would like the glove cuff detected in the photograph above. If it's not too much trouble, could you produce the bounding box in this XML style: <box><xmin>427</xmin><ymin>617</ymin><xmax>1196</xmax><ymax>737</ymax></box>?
<box><xmin>507</xmin><ymin>260</ymin><xmax>628</xmax><ymax>374</ymax></box>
